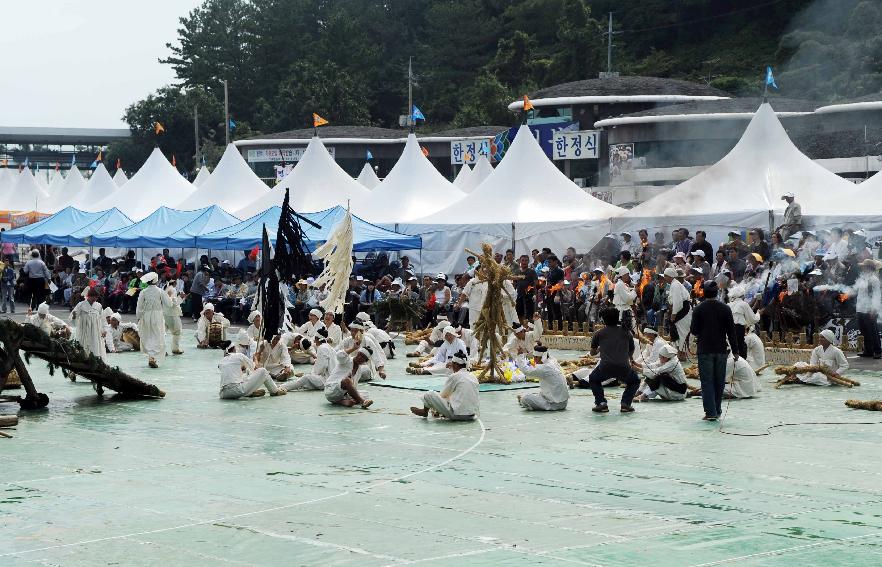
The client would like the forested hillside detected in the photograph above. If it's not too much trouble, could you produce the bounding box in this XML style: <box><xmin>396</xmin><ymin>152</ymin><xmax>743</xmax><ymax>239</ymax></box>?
<box><xmin>107</xmin><ymin>0</ymin><xmax>882</xmax><ymax>172</ymax></box>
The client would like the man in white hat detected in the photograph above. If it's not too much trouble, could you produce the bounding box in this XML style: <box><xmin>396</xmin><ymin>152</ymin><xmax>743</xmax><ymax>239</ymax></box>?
<box><xmin>727</xmin><ymin>284</ymin><xmax>760</xmax><ymax>358</ymax></box>
<box><xmin>102</xmin><ymin>306</ymin><xmax>114</xmax><ymax>327</ymax></box>
<box><xmin>26</xmin><ymin>302</ymin><xmax>70</xmax><ymax>338</ymax></box>
<box><xmin>284</xmin><ymin>328</ymin><xmax>333</xmax><ymax>391</ymax></box>
<box><xmin>744</xmin><ymin>326</ymin><xmax>766</xmax><ymax>371</ymax></box>
<box><xmin>408</xmin><ymin>325</ymin><xmax>466</xmax><ymax>375</ymax></box>
<box><xmin>776</xmin><ymin>193</ymin><xmax>802</xmax><ymax>240</ymax></box>
<box><xmin>853</xmin><ymin>258</ymin><xmax>882</xmax><ymax>359</ymax></box>
<box><xmin>229</xmin><ymin>329</ymin><xmax>256</xmax><ymax>357</ymax></box>
<box><xmin>246</xmin><ymin>311</ymin><xmax>262</xmax><ymax>342</ymax></box>
<box><xmin>105</xmin><ymin>312</ymin><xmax>139</xmax><ymax>353</ymax></box>
<box><xmin>690</xmin><ymin>250</ymin><xmax>711</xmax><ymax>279</ymax></box>
<box><xmin>639</xmin><ymin>327</ymin><xmax>668</xmax><ymax>365</ymax></box>
<box><xmin>724</xmin><ymin>352</ymin><xmax>760</xmax><ymax>398</ymax></box>
<box><xmin>793</xmin><ymin>329</ymin><xmax>849</xmax><ymax>386</ymax></box>
<box><xmin>341</xmin><ymin>320</ymin><xmax>386</xmax><ymax>380</ymax></box>
<box><xmin>407</xmin><ymin>320</ymin><xmax>448</xmax><ymax>358</ymax></box>
<box><xmin>612</xmin><ymin>266</ymin><xmax>636</xmax><ymax>329</ymax></box>
<box><xmin>256</xmin><ymin>333</ymin><xmax>295</xmax><ymax>380</ymax></box>
<box><xmin>71</xmin><ymin>287</ymin><xmax>107</xmax><ymax>364</ymax></box>
<box><xmin>296</xmin><ymin>308</ymin><xmax>324</xmax><ymax>339</ymax></box>
<box><xmin>519</xmin><ymin>344</ymin><xmax>568</xmax><ymax>411</ymax></box>
<box><xmin>163</xmin><ymin>280</ymin><xmax>185</xmax><ymax>355</ymax></box>
<box><xmin>455</xmin><ymin>268</ymin><xmax>486</xmax><ymax>329</ymax></box>
<box><xmin>664</xmin><ymin>267</ymin><xmax>692</xmax><ymax>356</ymax></box>
<box><xmin>135</xmin><ymin>271</ymin><xmax>172</xmax><ymax>368</ymax></box>
<box><xmin>633</xmin><ymin>343</ymin><xmax>687</xmax><ymax>402</ymax></box>
<box><xmin>502</xmin><ymin>312</ymin><xmax>543</xmax><ymax>368</ymax></box>
<box><xmin>410</xmin><ymin>348</ymin><xmax>478</xmax><ymax>420</ymax></box>
<box><xmin>218</xmin><ymin>347</ymin><xmax>286</xmax><ymax>400</ymax></box>
<box><xmin>323</xmin><ymin>343</ymin><xmax>373</xmax><ymax>408</ymax></box>
<box><xmin>320</xmin><ymin>310</ymin><xmax>343</xmax><ymax>348</ymax></box>
<box><xmin>357</xmin><ymin>311</ymin><xmax>395</xmax><ymax>359</ymax></box>
<box><xmin>196</xmin><ymin>303</ymin><xmax>231</xmax><ymax>350</ymax></box>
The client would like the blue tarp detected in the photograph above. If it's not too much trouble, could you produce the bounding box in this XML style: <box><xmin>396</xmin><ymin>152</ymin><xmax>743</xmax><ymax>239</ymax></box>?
<box><xmin>194</xmin><ymin>206</ymin><xmax>422</xmax><ymax>252</ymax></box>
<box><xmin>89</xmin><ymin>205</ymin><xmax>240</xmax><ymax>248</ymax></box>
<box><xmin>2</xmin><ymin>206</ymin><xmax>134</xmax><ymax>246</ymax></box>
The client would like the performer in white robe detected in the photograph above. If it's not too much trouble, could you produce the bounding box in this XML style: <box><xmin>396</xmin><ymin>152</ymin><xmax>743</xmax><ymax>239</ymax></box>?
<box><xmin>410</xmin><ymin>349</ymin><xmax>479</xmax><ymax>420</ymax></box>
<box><xmin>502</xmin><ymin>313</ymin><xmax>543</xmax><ymax>368</ymax></box>
<box><xmin>246</xmin><ymin>311</ymin><xmax>262</xmax><ymax>342</ymax></box>
<box><xmin>665</xmin><ymin>267</ymin><xmax>692</xmax><ymax>355</ymax></box>
<box><xmin>356</xmin><ymin>312</ymin><xmax>395</xmax><ymax>359</ymax></box>
<box><xmin>295</xmin><ymin>309</ymin><xmax>324</xmax><ymax>339</ymax></box>
<box><xmin>408</xmin><ymin>321</ymin><xmax>447</xmax><ymax>357</ymax></box>
<box><xmin>228</xmin><ymin>329</ymin><xmax>256</xmax><ymax>357</ymax></box>
<box><xmin>639</xmin><ymin>328</ymin><xmax>668</xmax><ymax>365</ymax></box>
<box><xmin>323</xmin><ymin>345</ymin><xmax>373</xmax><ymax>408</ymax></box>
<box><xmin>163</xmin><ymin>283</ymin><xmax>185</xmax><ymax>355</ymax></box>
<box><xmin>794</xmin><ymin>329</ymin><xmax>849</xmax><ymax>386</ymax></box>
<box><xmin>196</xmin><ymin>303</ymin><xmax>231</xmax><ymax>349</ymax></box>
<box><xmin>136</xmin><ymin>272</ymin><xmax>172</xmax><ymax>368</ymax></box>
<box><xmin>745</xmin><ymin>329</ymin><xmax>766</xmax><ymax>371</ymax></box>
<box><xmin>458</xmin><ymin>326</ymin><xmax>480</xmax><ymax>365</ymax></box>
<box><xmin>410</xmin><ymin>326</ymin><xmax>466</xmax><ymax>375</ymax></box>
<box><xmin>725</xmin><ymin>355</ymin><xmax>761</xmax><ymax>398</ymax></box>
<box><xmin>728</xmin><ymin>284</ymin><xmax>760</xmax><ymax>358</ymax></box>
<box><xmin>320</xmin><ymin>310</ymin><xmax>344</xmax><ymax>348</ymax></box>
<box><xmin>256</xmin><ymin>334</ymin><xmax>295</xmax><ymax>380</ymax></box>
<box><xmin>343</xmin><ymin>320</ymin><xmax>387</xmax><ymax>380</ymax></box>
<box><xmin>285</xmin><ymin>328</ymin><xmax>333</xmax><ymax>391</ymax></box>
<box><xmin>612</xmin><ymin>267</ymin><xmax>637</xmax><ymax>329</ymax></box>
<box><xmin>634</xmin><ymin>343</ymin><xmax>688</xmax><ymax>401</ymax></box>
<box><xmin>102</xmin><ymin>306</ymin><xmax>114</xmax><ymax>327</ymax></box>
<box><xmin>519</xmin><ymin>345</ymin><xmax>569</xmax><ymax>411</ymax></box>
<box><xmin>105</xmin><ymin>313</ymin><xmax>138</xmax><ymax>353</ymax></box>
<box><xmin>70</xmin><ymin>288</ymin><xmax>106</xmax><ymax>362</ymax></box>
<box><xmin>461</xmin><ymin>275</ymin><xmax>487</xmax><ymax>329</ymax></box>
<box><xmin>26</xmin><ymin>303</ymin><xmax>70</xmax><ymax>336</ymax></box>
<box><xmin>218</xmin><ymin>351</ymin><xmax>286</xmax><ymax>399</ymax></box>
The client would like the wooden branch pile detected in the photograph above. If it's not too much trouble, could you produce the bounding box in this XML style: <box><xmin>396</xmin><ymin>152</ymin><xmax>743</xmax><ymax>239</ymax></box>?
<box><xmin>845</xmin><ymin>399</ymin><xmax>882</xmax><ymax>411</ymax></box>
<box><xmin>773</xmin><ymin>364</ymin><xmax>860</xmax><ymax>388</ymax></box>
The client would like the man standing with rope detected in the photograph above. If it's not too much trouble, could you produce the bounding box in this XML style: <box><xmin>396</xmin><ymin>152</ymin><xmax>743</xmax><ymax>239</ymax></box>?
<box><xmin>690</xmin><ymin>280</ymin><xmax>739</xmax><ymax>421</ymax></box>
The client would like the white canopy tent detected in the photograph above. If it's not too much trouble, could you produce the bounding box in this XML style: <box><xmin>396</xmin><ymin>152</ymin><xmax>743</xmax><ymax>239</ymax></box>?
<box><xmin>112</xmin><ymin>168</ymin><xmax>128</xmax><ymax>187</ymax></box>
<box><xmin>70</xmin><ymin>163</ymin><xmax>120</xmax><ymax>211</ymax></box>
<box><xmin>452</xmin><ymin>163</ymin><xmax>473</xmax><ymax>191</ymax></box>
<box><xmin>356</xmin><ymin>163</ymin><xmax>381</xmax><ymax>189</ymax></box>
<box><xmin>42</xmin><ymin>166</ymin><xmax>86</xmax><ymax>213</ymax></box>
<box><xmin>612</xmin><ymin>103</ymin><xmax>859</xmax><ymax>246</ymax></box>
<box><xmin>819</xmin><ymin>167</ymin><xmax>882</xmax><ymax>231</ymax></box>
<box><xmin>236</xmin><ymin>137</ymin><xmax>370</xmax><ymax>217</ymax></box>
<box><xmin>192</xmin><ymin>166</ymin><xmax>211</xmax><ymax>187</ymax></box>
<box><xmin>354</xmin><ymin>134</ymin><xmax>466</xmax><ymax>223</ymax></box>
<box><xmin>401</xmin><ymin>125</ymin><xmax>623</xmax><ymax>274</ymax></box>
<box><xmin>91</xmin><ymin>148</ymin><xmax>196</xmax><ymax>220</ymax></box>
<box><xmin>468</xmin><ymin>156</ymin><xmax>494</xmax><ymax>191</ymax></box>
<box><xmin>177</xmin><ymin>144</ymin><xmax>270</xmax><ymax>211</ymax></box>
<box><xmin>1</xmin><ymin>168</ymin><xmax>50</xmax><ymax>212</ymax></box>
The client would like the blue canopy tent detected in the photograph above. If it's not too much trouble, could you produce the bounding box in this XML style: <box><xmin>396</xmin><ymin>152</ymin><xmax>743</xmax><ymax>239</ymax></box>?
<box><xmin>2</xmin><ymin>206</ymin><xmax>133</xmax><ymax>246</ymax></box>
<box><xmin>194</xmin><ymin>206</ymin><xmax>422</xmax><ymax>252</ymax></box>
<box><xmin>88</xmin><ymin>205</ymin><xmax>240</xmax><ymax>248</ymax></box>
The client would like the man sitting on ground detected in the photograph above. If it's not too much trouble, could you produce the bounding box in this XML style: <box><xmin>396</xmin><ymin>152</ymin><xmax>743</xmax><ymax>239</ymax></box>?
<box><xmin>196</xmin><ymin>303</ymin><xmax>231</xmax><ymax>349</ymax></box>
<box><xmin>519</xmin><ymin>344</ymin><xmax>569</xmax><ymax>411</ymax></box>
<box><xmin>324</xmin><ymin>344</ymin><xmax>374</xmax><ymax>409</ymax></box>
<box><xmin>218</xmin><ymin>349</ymin><xmax>287</xmax><ymax>400</ymax></box>
<box><xmin>410</xmin><ymin>349</ymin><xmax>479</xmax><ymax>420</ymax></box>
<box><xmin>408</xmin><ymin>325</ymin><xmax>466</xmax><ymax>375</ymax></box>
<box><xmin>633</xmin><ymin>343</ymin><xmax>687</xmax><ymax>402</ymax></box>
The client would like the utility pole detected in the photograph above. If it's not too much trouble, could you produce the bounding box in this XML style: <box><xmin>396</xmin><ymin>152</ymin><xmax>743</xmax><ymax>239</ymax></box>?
<box><xmin>223</xmin><ymin>79</ymin><xmax>230</xmax><ymax>145</ymax></box>
<box><xmin>194</xmin><ymin>105</ymin><xmax>201</xmax><ymax>167</ymax></box>
<box><xmin>607</xmin><ymin>12</ymin><xmax>613</xmax><ymax>73</ymax></box>
<box><xmin>407</xmin><ymin>57</ymin><xmax>414</xmax><ymax>133</ymax></box>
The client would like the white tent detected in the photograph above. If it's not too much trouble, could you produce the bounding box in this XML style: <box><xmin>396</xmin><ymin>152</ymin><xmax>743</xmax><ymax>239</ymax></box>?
<box><xmin>1</xmin><ymin>168</ymin><xmax>50</xmax><ymax>212</ymax></box>
<box><xmin>177</xmin><ymin>144</ymin><xmax>270</xmax><ymax>211</ymax></box>
<box><xmin>113</xmin><ymin>168</ymin><xmax>128</xmax><ymax>187</ymax></box>
<box><xmin>355</xmin><ymin>134</ymin><xmax>466</xmax><ymax>223</ymax></box>
<box><xmin>43</xmin><ymin>171</ymin><xmax>66</xmax><ymax>208</ymax></box>
<box><xmin>236</xmin><ymin>137</ymin><xmax>370</xmax><ymax>218</ymax></box>
<box><xmin>452</xmin><ymin>163</ymin><xmax>472</xmax><ymax>190</ymax></box>
<box><xmin>401</xmin><ymin>125</ymin><xmax>623</xmax><ymax>273</ymax></box>
<box><xmin>356</xmin><ymin>163</ymin><xmax>381</xmax><ymax>190</ymax></box>
<box><xmin>469</xmin><ymin>156</ymin><xmax>494</xmax><ymax>190</ymax></box>
<box><xmin>612</xmin><ymin>103</ymin><xmax>859</xmax><ymax>245</ymax></box>
<box><xmin>70</xmin><ymin>163</ymin><xmax>120</xmax><ymax>210</ymax></box>
<box><xmin>42</xmin><ymin>167</ymin><xmax>86</xmax><ymax>213</ymax></box>
<box><xmin>91</xmin><ymin>148</ymin><xmax>196</xmax><ymax>220</ymax></box>
<box><xmin>34</xmin><ymin>170</ymin><xmax>49</xmax><ymax>192</ymax></box>
<box><xmin>193</xmin><ymin>166</ymin><xmax>211</xmax><ymax>187</ymax></box>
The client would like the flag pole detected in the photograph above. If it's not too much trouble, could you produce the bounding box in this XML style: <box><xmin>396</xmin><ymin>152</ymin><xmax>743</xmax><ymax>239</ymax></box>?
<box><xmin>194</xmin><ymin>105</ymin><xmax>200</xmax><ymax>166</ymax></box>
<box><xmin>224</xmin><ymin>80</ymin><xmax>230</xmax><ymax>145</ymax></box>
<box><xmin>408</xmin><ymin>57</ymin><xmax>414</xmax><ymax>134</ymax></box>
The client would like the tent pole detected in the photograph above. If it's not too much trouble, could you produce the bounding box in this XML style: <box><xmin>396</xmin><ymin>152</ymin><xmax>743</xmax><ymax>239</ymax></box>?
<box><xmin>768</xmin><ymin>210</ymin><xmax>774</xmax><ymax>235</ymax></box>
<box><xmin>511</xmin><ymin>222</ymin><xmax>515</xmax><ymax>256</ymax></box>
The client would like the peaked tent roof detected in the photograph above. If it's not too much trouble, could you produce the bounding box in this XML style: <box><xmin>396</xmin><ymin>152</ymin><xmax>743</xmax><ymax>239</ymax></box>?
<box><xmin>236</xmin><ymin>137</ymin><xmax>370</xmax><ymax>218</ymax></box>
<box><xmin>2</xmin><ymin>206</ymin><xmax>133</xmax><ymax>246</ymax></box>
<box><xmin>452</xmin><ymin>163</ymin><xmax>473</xmax><ymax>191</ymax></box>
<box><xmin>112</xmin><ymin>168</ymin><xmax>128</xmax><ymax>187</ymax></box>
<box><xmin>355</xmin><ymin>134</ymin><xmax>466</xmax><ymax>223</ymax></box>
<box><xmin>42</xmin><ymin>166</ymin><xmax>86</xmax><ymax>213</ymax></box>
<box><xmin>1</xmin><ymin>168</ymin><xmax>50</xmax><ymax>212</ymax></box>
<box><xmin>91</xmin><ymin>148</ymin><xmax>197</xmax><ymax>220</ymax></box>
<box><xmin>192</xmin><ymin>166</ymin><xmax>211</xmax><ymax>187</ymax></box>
<box><xmin>413</xmin><ymin>125</ymin><xmax>622</xmax><ymax>224</ymax></box>
<box><xmin>70</xmin><ymin>163</ymin><xmax>119</xmax><ymax>211</ymax></box>
<box><xmin>356</xmin><ymin>163</ymin><xmax>381</xmax><ymax>190</ymax></box>
<box><xmin>90</xmin><ymin>205</ymin><xmax>240</xmax><ymax>248</ymax></box>
<box><xmin>616</xmin><ymin>103</ymin><xmax>856</xmax><ymax>226</ymax></box>
<box><xmin>469</xmin><ymin>156</ymin><xmax>494</xmax><ymax>191</ymax></box>
<box><xmin>43</xmin><ymin>171</ymin><xmax>67</xmax><ymax>210</ymax></box>
<box><xmin>176</xmin><ymin>144</ymin><xmax>270</xmax><ymax>211</ymax></box>
<box><xmin>195</xmin><ymin>205</ymin><xmax>421</xmax><ymax>251</ymax></box>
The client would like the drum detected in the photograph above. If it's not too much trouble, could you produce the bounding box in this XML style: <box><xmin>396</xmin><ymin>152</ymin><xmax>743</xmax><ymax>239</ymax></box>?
<box><xmin>208</xmin><ymin>321</ymin><xmax>226</xmax><ymax>346</ymax></box>
<box><xmin>121</xmin><ymin>328</ymin><xmax>141</xmax><ymax>351</ymax></box>
<box><xmin>3</xmin><ymin>368</ymin><xmax>21</xmax><ymax>389</ymax></box>
<box><xmin>50</xmin><ymin>327</ymin><xmax>71</xmax><ymax>340</ymax></box>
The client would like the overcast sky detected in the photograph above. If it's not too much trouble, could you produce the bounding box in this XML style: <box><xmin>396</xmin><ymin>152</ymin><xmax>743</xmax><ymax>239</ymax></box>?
<box><xmin>0</xmin><ymin>0</ymin><xmax>203</xmax><ymax>129</ymax></box>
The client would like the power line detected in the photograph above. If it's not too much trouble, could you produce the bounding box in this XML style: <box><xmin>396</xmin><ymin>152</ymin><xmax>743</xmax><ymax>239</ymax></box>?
<box><xmin>618</xmin><ymin>0</ymin><xmax>790</xmax><ymax>34</ymax></box>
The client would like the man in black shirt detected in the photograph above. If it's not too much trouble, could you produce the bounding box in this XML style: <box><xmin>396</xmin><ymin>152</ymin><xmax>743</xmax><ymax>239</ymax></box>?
<box><xmin>689</xmin><ymin>230</ymin><xmax>714</xmax><ymax>261</ymax></box>
<box><xmin>690</xmin><ymin>281</ymin><xmax>739</xmax><ymax>421</ymax></box>
<box><xmin>545</xmin><ymin>255</ymin><xmax>565</xmax><ymax>329</ymax></box>
<box><xmin>585</xmin><ymin>307</ymin><xmax>640</xmax><ymax>413</ymax></box>
<box><xmin>512</xmin><ymin>254</ymin><xmax>537</xmax><ymax>319</ymax></box>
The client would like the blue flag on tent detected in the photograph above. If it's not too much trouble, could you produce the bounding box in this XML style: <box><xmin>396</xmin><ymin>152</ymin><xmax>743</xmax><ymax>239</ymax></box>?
<box><xmin>765</xmin><ymin>66</ymin><xmax>779</xmax><ymax>90</ymax></box>
<box><xmin>70</xmin><ymin>154</ymin><xmax>76</xmax><ymax>167</ymax></box>
<box><xmin>366</xmin><ymin>150</ymin><xmax>373</xmax><ymax>161</ymax></box>
<box><xmin>23</xmin><ymin>157</ymin><xmax>29</xmax><ymax>168</ymax></box>
<box><xmin>229</xmin><ymin>117</ymin><xmax>237</xmax><ymax>131</ymax></box>
<box><xmin>412</xmin><ymin>105</ymin><xmax>425</xmax><ymax>122</ymax></box>
<box><xmin>201</xmin><ymin>155</ymin><xmax>207</xmax><ymax>167</ymax></box>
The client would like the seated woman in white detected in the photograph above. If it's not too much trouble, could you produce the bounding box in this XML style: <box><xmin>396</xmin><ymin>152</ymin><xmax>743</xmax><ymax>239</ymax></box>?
<box><xmin>794</xmin><ymin>329</ymin><xmax>849</xmax><ymax>386</ymax></box>
<box><xmin>519</xmin><ymin>344</ymin><xmax>569</xmax><ymax>411</ymax></box>
<box><xmin>725</xmin><ymin>355</ymin><xmax>761</xmax><ymax>398</ymax></box>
